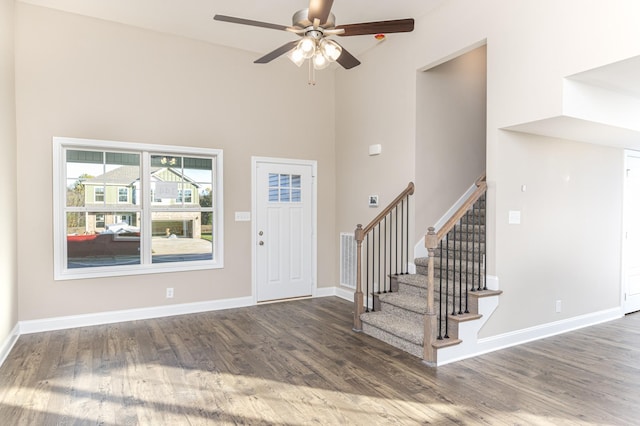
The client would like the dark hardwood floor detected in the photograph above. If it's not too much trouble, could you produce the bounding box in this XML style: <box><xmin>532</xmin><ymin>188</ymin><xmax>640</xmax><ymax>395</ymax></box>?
<box><xmin>1</xmin><ymin>297</ymin><xmax>639</xmax><ymax>425</ymax></box>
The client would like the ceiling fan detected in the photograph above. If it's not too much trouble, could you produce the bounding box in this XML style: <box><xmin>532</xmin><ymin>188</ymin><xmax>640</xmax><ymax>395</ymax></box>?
<box><xmin>213</xmin><ymin>0</ymin><xmax>414</xmax><ymax>74</ymax></box>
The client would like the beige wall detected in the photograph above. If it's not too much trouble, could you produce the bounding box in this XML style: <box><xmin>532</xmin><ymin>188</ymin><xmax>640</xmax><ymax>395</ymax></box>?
<box><xmin>335</xmin><ymin>0</ymin><xmax>638</xmax><ymax>336</ymax></box>
<box><xmin>334</xmin><ymin>29</ymin><xmax>417</xmax><ymax>240</ymax></box>
<box><xmin>415</xmin><ymin>45</ymin><xmax>487</xmax><ymax>237</ymax></box>
<box><xmin>14</xmin><ymin>4</ymin><xmax>336</xmax><ymax>321</ymax></box>
<box><xmin>488</xmin><ymin>131</ymin><xmax>622</xmax><ymax>334</ymax></box>
<box><xmin>0</xmin><ymin>0</ymin><xmax>18</xmax><ymax>347</ymax></box>
<box><xmin>9</xmin><ymin>0</ymin><xmax>640</xmax><ymax>340</ymax></box>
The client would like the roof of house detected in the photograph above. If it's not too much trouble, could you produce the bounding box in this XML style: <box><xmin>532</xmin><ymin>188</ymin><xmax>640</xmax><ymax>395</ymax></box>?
<box><xmin>84</xmin><ymin>166</ymin><xmax>200</xmax><ymax>187</ymax></box>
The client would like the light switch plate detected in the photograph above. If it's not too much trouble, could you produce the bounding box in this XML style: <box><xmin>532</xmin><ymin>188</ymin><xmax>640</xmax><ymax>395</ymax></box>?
<box><xmin>508</xmin><ymin>210</ymin><xmax>521</xmax><ymax>224</ymax></box>
<box><xmin>235</xmin><ymin>211</ymin><xmax>251</xmax><ymax>222</ymax></box>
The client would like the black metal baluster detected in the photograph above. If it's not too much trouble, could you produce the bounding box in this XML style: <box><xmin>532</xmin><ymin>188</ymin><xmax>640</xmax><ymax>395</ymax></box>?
<box><xmin>365</xmin><ymin>234</ymin><xmax>370</xmax><ymax>312</ymax></box>
<box><xmin>405</xmin><ymin>194</ymin><xmax>409</xmax><ymax>275</ymax></box>
<box><xmin>400</xmin><ymin>198</ymin><xmax>405</xmax><ymax>274</ymax></box>
<box><xmin>464</xmin><ymin>214</ymin><xmax>469</xmax><ymax>313</ymax></box>
<box><xmin>451</xmin><ymin>227</ymin><xmax>457</xmax><ymax>316</ymax></box>
<box><xmin>445</xmin><ymin>235</ymin><xmax>450</xmax><ymax>338</ymax></box>
<box><xmin>384</xmin><ymin>217</ymin><xmax>387</xmax><ymax>293</ymax></box>
<box><xmin>377</xmin><ymin>223</ymin><xmax>381</xmax><ymax>295</ymax></box>
<box><xmin>372</xmin><ymin>226</ymin><xmax>377</xmax><ymax>299</ymax></box>
<box><xmin>438</xmin><ymin>239</ymin><xmax>444</xmax><ymax>340</ymax></box>
<box><xmin>471</xmin><ymin>201</ymin><xmax>476</xmax><ymax>291</ymax></box>
<box><xmin>483</xmin><ymin>193</ymin><xmax>488</xmax><ymax>290</ymax></box>
<box><xmin>395</xmin><ymin>205</ymin><xmax>399</xmax><ymax>276</ymax></box>
<box><xmin>458</xmin><ymin>218</ymin><xmax>463</xmax><ymax>315</ymax></box>
<box><xmin>477</xmin><ymin>198</ymin><xmax>481</xmax><ymax>290</ymax></box>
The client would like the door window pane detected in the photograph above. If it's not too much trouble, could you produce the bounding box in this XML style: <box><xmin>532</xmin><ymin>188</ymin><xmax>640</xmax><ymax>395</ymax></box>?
<box><xmin>267</xmin><ymin>173</ymin><xmax>302</xmax><ymax>203</ymax></box>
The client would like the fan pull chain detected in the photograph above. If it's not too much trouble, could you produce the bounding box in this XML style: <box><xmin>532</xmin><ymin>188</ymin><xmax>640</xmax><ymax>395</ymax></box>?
<box><xmin>308</xmin><ymin>60</ymin><xmax>316</xmax><ymax>86</ymax></box>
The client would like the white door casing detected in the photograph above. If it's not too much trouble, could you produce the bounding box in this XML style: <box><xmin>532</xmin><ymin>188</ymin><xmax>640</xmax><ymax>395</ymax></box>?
<box><xmin>623</xmin><ymin>151</ymin><xmax>640</xmax><ymax>314</ymax></box>
<box><xmin>252</xmin><ymin>157</ymin><xmax>316</xmax><ymax>303</ymax></box>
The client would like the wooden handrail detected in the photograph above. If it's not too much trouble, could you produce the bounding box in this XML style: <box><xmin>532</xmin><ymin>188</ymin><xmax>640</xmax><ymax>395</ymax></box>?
<box><xmin>435</xmin><ymin>177</ymin><xmax>486</xmax><ymax>242</ymax></box>
<box><xmin>353</xmin><ymin>182</ymin><xmax>414</xmax><ymax>331</ymax></box>
<box><xmin>361</xmin><ymin>182</ymin><xmax>414</xmax><ymax>237</ymax></box>
<box><xmin>474</xmin><ymin>172</ymin><xmax>487</xmax><ymax>186</ymax></box>
<box><xmin>423</xmin><ymin>172</ymin><xmax>487</xmax><ymax>364</ymax></box>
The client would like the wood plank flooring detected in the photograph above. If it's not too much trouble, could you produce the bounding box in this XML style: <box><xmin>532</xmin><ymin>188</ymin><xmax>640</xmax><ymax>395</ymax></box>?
<box><xmin>1</xmin><ymin>297</ymin><xmax>639</xmax><ymax>425</ymax></box>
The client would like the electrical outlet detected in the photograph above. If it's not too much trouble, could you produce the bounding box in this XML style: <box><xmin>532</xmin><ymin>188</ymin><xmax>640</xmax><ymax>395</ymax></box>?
<box><xmin>555</xmin><ymin>300</ymin><xmax>562</xmax><ymax>313</ymax></box>
<box><xmin>166</xmin><ymin>287</ymin><xmax>174</xmax><ymax>298</ymax></box>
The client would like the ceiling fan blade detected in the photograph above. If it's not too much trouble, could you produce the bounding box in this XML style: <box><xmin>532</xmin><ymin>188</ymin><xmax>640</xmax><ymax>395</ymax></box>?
<box><xmin>336</xmin><ymin>18</ymin><xmax>415</xmax><ymax>37</ymax></box>
<box><xmin>336</xmin><ymin>45</ymin><xmax>361</xmax><ymax>70</ymax></box>
<box><xmin>308</xmin><ymin>0</ymin><xmax>334</xmax><ymax>26</ymax></box>
<box><xmin>214</xmin><ymin>14</ymin><xmax>290</xmax><ymax>32</ymax></box>
<box><xmin>254</xmin><ymin>40</ymin><xmax>299</xmax><ymax>64</ymax></box>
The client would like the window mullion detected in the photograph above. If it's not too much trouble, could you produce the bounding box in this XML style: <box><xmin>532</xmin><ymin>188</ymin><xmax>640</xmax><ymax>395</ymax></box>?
<box><xmin>141</xmin><ymin>151</ymin><xmax>152</xmax><ymax>265</ymax></box>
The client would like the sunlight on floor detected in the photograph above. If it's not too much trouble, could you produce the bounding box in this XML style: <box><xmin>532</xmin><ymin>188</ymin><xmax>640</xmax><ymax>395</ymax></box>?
<box><xmin>0</xmin><ymin>364</ymin><xmax>612</xmax><ymax>425</ymax></box>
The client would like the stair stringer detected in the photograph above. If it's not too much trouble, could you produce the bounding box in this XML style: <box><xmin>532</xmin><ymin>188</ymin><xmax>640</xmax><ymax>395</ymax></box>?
<box><xmin>434</xmin><ymin>275</ymin><xmax>500</xmax><ymax>366</ymax></box>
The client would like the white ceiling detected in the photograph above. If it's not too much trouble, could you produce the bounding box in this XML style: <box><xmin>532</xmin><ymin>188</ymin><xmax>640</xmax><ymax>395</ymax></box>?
<box><xmin>19</xmin><ymin>0</ymin><xmax>443</xmax><ymax>59</ymax></box>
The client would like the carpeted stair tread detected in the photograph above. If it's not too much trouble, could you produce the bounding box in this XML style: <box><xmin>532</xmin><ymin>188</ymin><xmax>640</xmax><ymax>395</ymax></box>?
<box><xmin>358</xmin><ymin>193</ymin><xmax>496</xmax><ymax>360</ymax></box>
<box><xmin>397</xmin><ymin>273</ymin><xmax>428</xmax><ymax>288</ymax></box>
<box><xmin>415</xmin><ymin>257</ymin><xmax>429</xmax><ymax>267</ymax></box>
<box><xmin>379</xmin><ymin>292</ymin><xmax>427</xmax><ymax>314</ymax></box>
<box><xmin>360</xmin><ymin>311</ymin><xmax>424</xmax><ymax>346</ymax></box>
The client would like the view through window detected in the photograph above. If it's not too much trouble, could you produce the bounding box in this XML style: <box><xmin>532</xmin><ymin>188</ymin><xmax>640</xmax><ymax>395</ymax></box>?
<box><xmin>55</xmin><ymin>138</ymin><xmax>223</xmax><ymax>279</ymax></box>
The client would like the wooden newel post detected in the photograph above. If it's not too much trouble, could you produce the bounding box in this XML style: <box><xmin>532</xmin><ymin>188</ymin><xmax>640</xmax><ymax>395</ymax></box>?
<box><xmin>353</xmin><ymin>224</ymin><xmax>365</xmax><ymax>331</ymax></box>
<box><xmin>423</xmin><ymin>226</ymin><xmax>439</xmax><ymax>365</ymax></box>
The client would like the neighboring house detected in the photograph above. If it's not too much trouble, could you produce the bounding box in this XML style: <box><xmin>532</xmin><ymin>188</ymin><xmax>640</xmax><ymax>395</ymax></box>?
<box><xmin>81</xmin><ymin>166</ymin><xmax>202</xmax><ymax>238</ymax></box>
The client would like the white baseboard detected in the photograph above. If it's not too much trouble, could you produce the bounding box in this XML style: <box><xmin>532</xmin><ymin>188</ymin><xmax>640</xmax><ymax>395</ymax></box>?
<box><xmin>315</xmin><ymin>286</ymin><xmax>340</xmax><ymax>299</ymax></box>
<box><xmin>19</xmin><ymin>296</ymin><xmax>255</xmax><ymax>335</ymax></box>
<box><xmin>16</xmin><ymin>288</ymin><xmax>355</xmax><ymax>337</ymax></box>
<box><xmin>334</xmin><ymin>286</ymin><xmax>354</xmax><ymax>302</ymax></box>
<box><xmin>17</xmin><ymin>286</ymin><xmax>361</xmax><ymax>337</ymax></box>
<box><xmin>438</xmin><ymin>306</ymin><xmax>623</xmax><ymax>366</ymax></box>
<box><xmin>0</xmin><ymin>323</ymin><xmax>20</xmax><ymax>368</ymax></box>
<box><xmin>486</xmin><ymin>274</ymin><xmax>499</xmax><ymax>291</ymax></box>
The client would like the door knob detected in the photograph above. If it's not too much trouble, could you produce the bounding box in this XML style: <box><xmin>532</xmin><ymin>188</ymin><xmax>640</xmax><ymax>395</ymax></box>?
<box><xmin>258</xmin><ymin>231</ymin><xmax>264</xmax><ymax>236</ymax></box>
<box><xmin>259</xmin><ymin>241</ymin><xmax>264</xmax><ymax>246</ymax></box>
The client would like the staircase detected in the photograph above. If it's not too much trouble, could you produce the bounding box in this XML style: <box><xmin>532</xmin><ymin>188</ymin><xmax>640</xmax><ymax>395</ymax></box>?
<box><xmin>354</xmin><ymin>179</ymin><xmax>502</xmax><ymax>365</ymax></box>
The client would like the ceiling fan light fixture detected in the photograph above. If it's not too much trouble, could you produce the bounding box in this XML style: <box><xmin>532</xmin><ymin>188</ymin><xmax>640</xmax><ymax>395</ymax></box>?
<box><xmin>287</xmin><ymin>48</ymin><xmax>306</xmax><ymax>67</ymax></box>
<box><xmin>215</xmin><ymin>1</ymin><xmax>416</xmax><ymax>75</ymax></box>
<box><xmin>319</xmin><ymin>38</ymin><xmax>342</xmax><ymax>62</ymax></box>
<box><xmin>312</xmin><ymin>51</ymin><xmax>330</xmax><ymax>70</ymax></box>
<box><xmin>298</xmin><ymin>36</ymin><xmax>316</xmax><ymax>59</ymax></box>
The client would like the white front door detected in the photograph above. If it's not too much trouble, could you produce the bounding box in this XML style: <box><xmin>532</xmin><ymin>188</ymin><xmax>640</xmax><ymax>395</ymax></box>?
<box><xmin>254</xmin><ymin>159</ymin><xmax>315</xmax><ymax>302</ymax></box>
<box><xmin>624</xmin><ymin>152</ymin><xmax>640</xmax><ymax>313</ymax></box>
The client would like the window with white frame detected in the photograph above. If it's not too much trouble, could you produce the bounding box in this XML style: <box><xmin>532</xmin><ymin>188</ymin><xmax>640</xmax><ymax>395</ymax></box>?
<box><xmin>118</xmin><ymin>187</ymin><xmax>129</xmax><ymax>203</ymax></box>
<box><xmin>94</xmin><ymin>186</ymin><xmax>105</xmax><ymax>203</ymax></box>
<box><xmin>54</xmin><ymin>137</ymin><xmax>224</xmax><ymax>280</ymax></box>
<box><xmin>95</xmin><ymin>213</ymin><xmax>105</xmax><ymax>229</ymax></box>
<box><xmin>177</xmin><ymin>189</ymin><xmax>193</xmax><ymax>204</ymax></box>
